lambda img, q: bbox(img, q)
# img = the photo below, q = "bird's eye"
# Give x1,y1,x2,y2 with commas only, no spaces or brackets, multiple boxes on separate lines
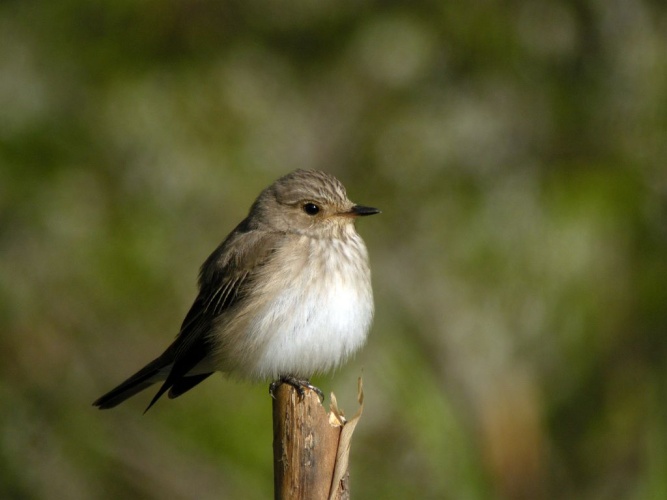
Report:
303,203,320,215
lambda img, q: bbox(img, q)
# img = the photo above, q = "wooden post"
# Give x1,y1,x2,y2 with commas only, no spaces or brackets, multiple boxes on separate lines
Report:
272,380,363,500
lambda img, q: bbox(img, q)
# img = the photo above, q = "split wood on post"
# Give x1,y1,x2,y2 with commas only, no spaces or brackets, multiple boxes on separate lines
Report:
272,381,363,500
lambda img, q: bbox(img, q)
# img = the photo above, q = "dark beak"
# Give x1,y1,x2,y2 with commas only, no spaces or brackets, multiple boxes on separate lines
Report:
349,205,381,217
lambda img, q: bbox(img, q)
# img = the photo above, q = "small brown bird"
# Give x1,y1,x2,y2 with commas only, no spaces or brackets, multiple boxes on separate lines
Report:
93,169,379,411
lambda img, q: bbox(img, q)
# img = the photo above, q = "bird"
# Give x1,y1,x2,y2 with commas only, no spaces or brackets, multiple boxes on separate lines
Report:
93,169,379,411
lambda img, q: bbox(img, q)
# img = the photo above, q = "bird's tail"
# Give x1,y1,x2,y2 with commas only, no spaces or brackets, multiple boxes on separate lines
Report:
93,357,169,410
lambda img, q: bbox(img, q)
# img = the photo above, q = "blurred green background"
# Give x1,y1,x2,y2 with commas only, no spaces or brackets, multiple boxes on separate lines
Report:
1,1,666,498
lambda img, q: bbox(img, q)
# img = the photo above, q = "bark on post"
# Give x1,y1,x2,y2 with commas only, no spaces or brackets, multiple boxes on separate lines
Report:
272,381,363,500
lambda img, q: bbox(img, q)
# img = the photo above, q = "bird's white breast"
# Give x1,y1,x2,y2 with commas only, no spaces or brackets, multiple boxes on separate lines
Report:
240,231,374,380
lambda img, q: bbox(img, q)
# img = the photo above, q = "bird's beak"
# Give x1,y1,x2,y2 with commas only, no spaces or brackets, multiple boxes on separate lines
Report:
342,205,381,217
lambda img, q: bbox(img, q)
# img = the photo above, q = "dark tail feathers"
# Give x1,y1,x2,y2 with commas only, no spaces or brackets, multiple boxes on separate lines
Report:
93,357,167,410
93,358,214,411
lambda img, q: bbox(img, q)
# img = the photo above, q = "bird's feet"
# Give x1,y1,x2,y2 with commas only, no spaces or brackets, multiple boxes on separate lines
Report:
269,376,324,402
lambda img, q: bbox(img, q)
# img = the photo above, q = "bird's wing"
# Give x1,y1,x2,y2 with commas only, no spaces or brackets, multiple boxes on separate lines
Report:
143,225,284,410
93,221,284,411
